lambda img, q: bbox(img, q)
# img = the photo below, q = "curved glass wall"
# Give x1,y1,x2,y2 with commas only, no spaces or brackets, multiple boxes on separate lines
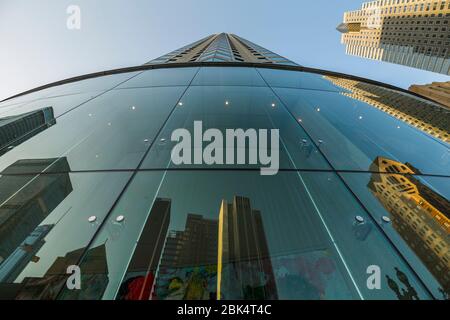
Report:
0,66,448,300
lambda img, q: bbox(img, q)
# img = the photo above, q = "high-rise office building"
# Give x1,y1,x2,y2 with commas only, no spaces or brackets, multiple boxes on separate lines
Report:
409,81,450,108
337,0,450,75
0,33,449,300
146,33,298,65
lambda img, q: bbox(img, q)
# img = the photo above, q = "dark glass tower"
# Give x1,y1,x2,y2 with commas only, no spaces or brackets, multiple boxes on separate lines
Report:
146,33,298,65
0,33,448,300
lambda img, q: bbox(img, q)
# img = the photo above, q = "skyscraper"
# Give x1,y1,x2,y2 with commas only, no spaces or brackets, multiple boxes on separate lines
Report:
146,33,298,65
337,0,450,75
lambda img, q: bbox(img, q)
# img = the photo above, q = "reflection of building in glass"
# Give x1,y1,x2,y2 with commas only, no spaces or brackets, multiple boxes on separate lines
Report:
155,213,218,300
117,198,171,300
217,196,277,300
337,1,450,75
21,244,108,300
368,156,450,294
0,244,108,300
0,107,56,155
0,158,72,275
0,224,53,283
386,267,420,300
1,32,448,301
152,196,277,300
324,76,450,143
409,81,450,109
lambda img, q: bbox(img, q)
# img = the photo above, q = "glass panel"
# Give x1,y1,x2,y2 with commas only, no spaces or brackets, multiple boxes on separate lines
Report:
257,68,349,92
320,75,450,144
0,87,187,173
191,67,266,87
0,170,131,300
116,68,199,89
41,72,142,98
66,171,431,300
0,72,141,109
274,87,450,176
140,86,330,171
0,90,51,109
0,92,98,119
341,170,450,299
0,66,446,301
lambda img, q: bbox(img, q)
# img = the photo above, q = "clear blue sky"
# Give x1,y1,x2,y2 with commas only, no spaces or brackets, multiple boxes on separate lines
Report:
1,0,449,101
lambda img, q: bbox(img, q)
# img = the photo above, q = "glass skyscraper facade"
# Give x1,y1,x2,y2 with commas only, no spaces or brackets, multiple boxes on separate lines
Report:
0,34,448,300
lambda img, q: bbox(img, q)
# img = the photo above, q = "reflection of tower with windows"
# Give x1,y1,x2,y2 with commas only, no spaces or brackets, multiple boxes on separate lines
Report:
0,157,72,278
153,195,277,300
0,107,56,155
117,198,171,300
164,214,218,269
156,213,218,300
217,196,277,300
15,243,109,300
0,224,54,283
324,76,450,143
368,156,450,294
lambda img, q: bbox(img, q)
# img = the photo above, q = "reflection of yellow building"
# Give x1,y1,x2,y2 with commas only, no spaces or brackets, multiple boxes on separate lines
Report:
409,81,450,109
325,76,450,143
217,196,277,300
338,0,450,75
368,156,450,294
